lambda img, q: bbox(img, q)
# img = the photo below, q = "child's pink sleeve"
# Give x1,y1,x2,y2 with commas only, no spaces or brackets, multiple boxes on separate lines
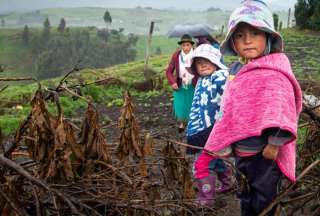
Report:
194,151,216,179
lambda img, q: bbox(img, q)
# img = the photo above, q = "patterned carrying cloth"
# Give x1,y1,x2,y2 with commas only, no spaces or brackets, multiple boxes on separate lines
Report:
187,70,228,137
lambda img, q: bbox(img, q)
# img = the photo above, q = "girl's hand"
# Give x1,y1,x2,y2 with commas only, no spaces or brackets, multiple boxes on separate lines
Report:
262,144,279,160
171,83,179,90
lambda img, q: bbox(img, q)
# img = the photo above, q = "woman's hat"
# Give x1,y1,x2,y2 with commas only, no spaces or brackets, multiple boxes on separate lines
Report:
189,44,227,75
220,0,283,56
178,34,195,45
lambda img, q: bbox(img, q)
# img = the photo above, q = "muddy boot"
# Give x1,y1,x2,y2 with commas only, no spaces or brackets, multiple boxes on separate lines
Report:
194,175,216,207
217,168,233,193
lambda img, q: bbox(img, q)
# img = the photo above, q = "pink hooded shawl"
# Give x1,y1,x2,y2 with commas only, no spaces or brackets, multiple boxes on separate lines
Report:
204,53,302,182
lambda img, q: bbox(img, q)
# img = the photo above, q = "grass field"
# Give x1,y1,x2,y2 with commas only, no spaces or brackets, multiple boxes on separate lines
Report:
135,35,178,60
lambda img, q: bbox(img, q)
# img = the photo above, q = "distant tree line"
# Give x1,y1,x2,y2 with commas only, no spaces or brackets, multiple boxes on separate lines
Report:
295,0,320,30
207,7,221,12
20,13,138,79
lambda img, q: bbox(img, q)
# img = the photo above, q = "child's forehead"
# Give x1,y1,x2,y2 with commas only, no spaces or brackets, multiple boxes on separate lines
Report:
181,42,193,46
234,23,261,32
195,57,211,62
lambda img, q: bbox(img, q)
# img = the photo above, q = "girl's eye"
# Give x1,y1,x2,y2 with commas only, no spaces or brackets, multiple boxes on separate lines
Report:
252,31,265,37
234,33,243,39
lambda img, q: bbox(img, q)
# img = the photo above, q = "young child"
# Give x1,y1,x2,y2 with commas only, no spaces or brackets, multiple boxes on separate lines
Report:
166,34,197,132
186,44,232,206
194,0,303,215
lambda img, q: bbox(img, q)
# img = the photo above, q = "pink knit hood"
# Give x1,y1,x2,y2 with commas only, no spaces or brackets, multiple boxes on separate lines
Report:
205,53,302,182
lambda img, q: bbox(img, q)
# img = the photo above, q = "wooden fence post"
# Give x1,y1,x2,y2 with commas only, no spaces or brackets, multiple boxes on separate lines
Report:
145,21,155,70
287,8,291,28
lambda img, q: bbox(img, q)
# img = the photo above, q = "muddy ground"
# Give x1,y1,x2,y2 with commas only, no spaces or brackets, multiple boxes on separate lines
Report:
96,92,241,216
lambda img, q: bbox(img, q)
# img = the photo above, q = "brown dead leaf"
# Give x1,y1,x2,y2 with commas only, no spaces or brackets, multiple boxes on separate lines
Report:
117,91,142,160
142,133,153,156
79,103,111,175
162,142,182,182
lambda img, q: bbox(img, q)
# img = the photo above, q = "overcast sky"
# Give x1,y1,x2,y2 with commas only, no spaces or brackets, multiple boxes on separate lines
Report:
0,0,297,13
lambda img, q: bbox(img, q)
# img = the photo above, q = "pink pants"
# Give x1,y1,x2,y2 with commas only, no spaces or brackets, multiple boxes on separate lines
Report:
194,151,217,179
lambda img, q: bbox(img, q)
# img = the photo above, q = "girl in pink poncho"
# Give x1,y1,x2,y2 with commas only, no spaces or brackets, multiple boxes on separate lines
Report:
193,1,303,215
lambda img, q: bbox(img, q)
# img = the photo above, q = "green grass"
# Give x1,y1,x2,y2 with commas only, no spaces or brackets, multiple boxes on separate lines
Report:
0,115,23,135
135,35,178,60
282,28,320,80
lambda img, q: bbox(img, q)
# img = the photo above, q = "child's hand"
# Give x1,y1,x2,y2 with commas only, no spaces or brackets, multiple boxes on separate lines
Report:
262,144,279,160
171,83,179,90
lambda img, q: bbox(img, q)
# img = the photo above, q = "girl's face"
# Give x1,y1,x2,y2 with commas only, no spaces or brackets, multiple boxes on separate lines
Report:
195,58,217,76
232,23,267,60
181,42,193,54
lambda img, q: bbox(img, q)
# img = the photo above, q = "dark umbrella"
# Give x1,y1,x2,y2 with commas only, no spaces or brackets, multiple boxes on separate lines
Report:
167,23,213,37
167,23,219,44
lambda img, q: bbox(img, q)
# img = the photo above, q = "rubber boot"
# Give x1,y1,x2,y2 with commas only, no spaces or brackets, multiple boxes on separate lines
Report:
194,175,216,207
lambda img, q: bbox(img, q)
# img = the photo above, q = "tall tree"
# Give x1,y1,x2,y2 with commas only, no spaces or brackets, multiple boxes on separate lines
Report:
295,0,320,30
22,25,30,45
309,0,320,30
42,18,51,39
58,18,66,33
103,10,112,27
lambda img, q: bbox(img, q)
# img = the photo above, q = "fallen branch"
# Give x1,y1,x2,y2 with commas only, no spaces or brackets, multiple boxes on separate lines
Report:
303,104,320,125
31,186,42,216
0,154,85,216
258,159,320,216
155,136,235,169
94,160,133,185
299,122,311,128
281,192,316,205
60,85,91,104
58,63,81,88
0,77,37,82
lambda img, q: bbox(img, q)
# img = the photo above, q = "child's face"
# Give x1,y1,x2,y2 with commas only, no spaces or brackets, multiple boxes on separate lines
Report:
181,42,193,54
195,58,217,76
232,23,267,60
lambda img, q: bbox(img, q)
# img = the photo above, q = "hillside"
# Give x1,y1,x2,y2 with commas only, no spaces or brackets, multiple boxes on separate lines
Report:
2,7,290,35
1,28,320,136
